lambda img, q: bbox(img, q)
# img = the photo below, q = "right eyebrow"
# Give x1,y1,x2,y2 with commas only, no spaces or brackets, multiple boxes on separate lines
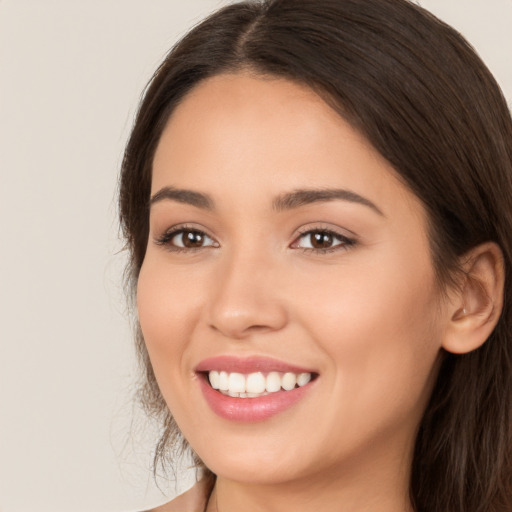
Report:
150,186,214,210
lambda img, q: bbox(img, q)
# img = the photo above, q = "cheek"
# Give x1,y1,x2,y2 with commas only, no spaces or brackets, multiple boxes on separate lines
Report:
136,257,203,390
293,252,443,423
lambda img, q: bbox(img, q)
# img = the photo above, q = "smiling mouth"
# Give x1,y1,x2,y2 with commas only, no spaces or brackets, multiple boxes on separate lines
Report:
202,370,318,398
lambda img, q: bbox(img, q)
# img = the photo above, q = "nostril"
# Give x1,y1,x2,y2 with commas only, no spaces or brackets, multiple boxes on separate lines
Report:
208,314,287,339
207,278,289,338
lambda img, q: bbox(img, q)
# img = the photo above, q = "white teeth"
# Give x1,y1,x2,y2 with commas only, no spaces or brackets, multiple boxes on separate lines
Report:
297,372,311,386
209,370,220,389
218,371,229,391
246,372,266,394
282,372,297,391
266,372,281,392
207,370,314,397
228,372,246,393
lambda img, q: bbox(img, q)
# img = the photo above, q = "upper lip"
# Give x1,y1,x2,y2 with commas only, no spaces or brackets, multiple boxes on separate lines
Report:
195,355,316,374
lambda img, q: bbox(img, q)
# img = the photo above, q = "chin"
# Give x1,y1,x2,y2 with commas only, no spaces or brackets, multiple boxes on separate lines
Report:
193,441,311,485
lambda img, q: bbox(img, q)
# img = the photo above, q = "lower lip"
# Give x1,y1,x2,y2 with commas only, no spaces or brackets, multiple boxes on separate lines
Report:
198,375,315,422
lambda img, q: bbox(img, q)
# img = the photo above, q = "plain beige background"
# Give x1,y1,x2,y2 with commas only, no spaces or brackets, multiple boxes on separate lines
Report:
0,1,510,511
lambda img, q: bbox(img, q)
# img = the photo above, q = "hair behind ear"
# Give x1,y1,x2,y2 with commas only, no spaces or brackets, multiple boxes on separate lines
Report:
412,241,511,511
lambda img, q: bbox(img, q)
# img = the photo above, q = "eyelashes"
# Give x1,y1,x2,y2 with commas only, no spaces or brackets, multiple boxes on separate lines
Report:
154,225,219,252
291,228,356,253
156,227,218,250
154,224,356,255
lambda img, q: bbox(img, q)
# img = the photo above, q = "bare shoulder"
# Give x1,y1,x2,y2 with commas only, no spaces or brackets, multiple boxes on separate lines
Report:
143,478,213,512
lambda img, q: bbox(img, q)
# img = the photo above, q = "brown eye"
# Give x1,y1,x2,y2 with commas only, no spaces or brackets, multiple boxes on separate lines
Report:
311,232,334,249
159,228,217,250
180,230,206,248
293,229,353,252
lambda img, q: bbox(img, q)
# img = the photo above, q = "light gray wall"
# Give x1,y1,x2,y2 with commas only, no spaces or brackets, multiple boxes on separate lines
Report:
0,1,510,511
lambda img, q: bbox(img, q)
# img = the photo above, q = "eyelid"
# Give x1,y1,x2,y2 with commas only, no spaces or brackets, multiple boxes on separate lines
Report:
152,222,356,254
290,224,357,252
153,223,219,250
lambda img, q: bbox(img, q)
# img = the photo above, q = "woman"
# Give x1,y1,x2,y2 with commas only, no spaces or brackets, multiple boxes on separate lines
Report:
119,0,512,510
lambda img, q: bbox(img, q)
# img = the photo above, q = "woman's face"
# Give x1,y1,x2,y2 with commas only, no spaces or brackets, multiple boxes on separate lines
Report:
138,73,449,486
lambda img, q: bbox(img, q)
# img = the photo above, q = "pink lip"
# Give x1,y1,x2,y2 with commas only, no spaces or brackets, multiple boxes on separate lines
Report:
195,356,318,422
195,355,315,374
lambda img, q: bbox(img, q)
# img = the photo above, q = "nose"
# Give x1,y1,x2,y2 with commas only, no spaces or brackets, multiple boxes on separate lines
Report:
207,249,288,340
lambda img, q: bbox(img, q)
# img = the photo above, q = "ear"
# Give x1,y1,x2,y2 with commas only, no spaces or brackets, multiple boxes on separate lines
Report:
442,242,505,355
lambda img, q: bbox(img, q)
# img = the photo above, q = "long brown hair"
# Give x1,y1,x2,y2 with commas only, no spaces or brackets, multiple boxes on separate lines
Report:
119,1,512,510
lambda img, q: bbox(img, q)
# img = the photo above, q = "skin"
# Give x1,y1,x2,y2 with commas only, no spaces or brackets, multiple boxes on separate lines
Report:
138,73,461,512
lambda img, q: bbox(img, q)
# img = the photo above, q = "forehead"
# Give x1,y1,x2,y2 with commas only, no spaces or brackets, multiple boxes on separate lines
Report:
151,72,423,221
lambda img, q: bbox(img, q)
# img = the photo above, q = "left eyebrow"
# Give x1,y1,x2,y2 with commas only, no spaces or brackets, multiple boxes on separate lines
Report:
272,188,384,216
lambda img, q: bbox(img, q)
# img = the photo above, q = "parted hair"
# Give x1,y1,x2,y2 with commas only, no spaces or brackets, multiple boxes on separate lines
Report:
119,1,512,510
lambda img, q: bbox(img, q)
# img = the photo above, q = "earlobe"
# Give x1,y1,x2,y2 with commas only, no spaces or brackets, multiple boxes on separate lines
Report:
442,242,505,355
